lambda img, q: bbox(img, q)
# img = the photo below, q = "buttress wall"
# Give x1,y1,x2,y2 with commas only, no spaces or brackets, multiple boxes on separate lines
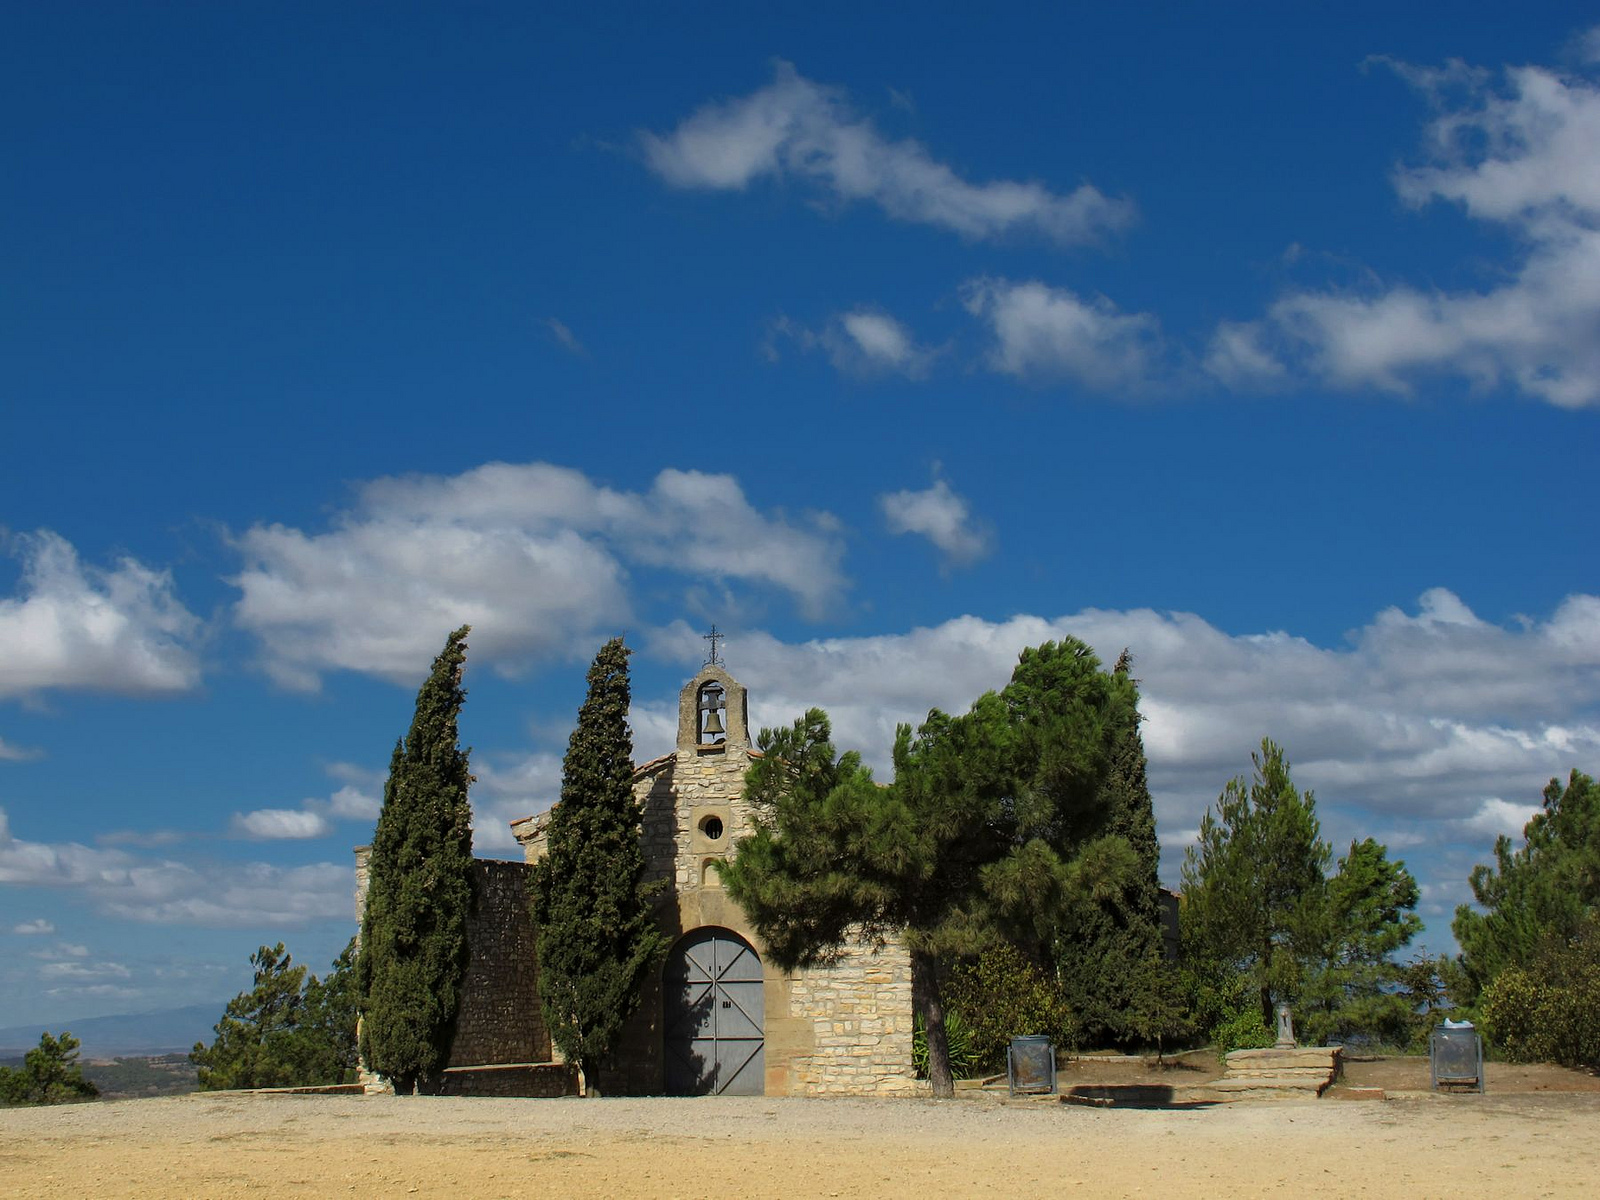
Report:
353,851,548,1072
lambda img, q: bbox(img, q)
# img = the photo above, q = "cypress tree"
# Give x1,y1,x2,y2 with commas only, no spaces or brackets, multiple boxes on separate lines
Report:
531,637,664,1096
357,625,475,1095
1053,650,1165,1046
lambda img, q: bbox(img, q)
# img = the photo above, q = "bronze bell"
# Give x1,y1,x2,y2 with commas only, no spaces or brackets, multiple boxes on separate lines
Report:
702,707,725,736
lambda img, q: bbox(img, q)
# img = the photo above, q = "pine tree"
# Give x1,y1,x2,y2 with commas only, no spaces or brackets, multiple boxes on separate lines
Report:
1454,769,1600,1002
191,943,309,1089
722,639,1138,1097
0,1032,99,1106
357,626,475,1095
1053,650,1165,1046
530,637,664,1096
191,939,359,1089
1300,837,1423,1044
1182,740,1423,1044
1181,739,1330,1028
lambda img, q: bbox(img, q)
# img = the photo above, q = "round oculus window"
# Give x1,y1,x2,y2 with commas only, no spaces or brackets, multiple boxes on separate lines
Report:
700,815,725,841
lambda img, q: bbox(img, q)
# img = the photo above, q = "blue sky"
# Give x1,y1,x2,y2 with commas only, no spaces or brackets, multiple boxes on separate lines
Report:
3,3,1598,1027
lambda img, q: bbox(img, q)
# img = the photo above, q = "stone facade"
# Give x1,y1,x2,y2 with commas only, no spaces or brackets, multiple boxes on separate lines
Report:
445,860,548,1068
352,854,550,1075
785,940,917,1094
511,663,918,1097
358,662,917,1097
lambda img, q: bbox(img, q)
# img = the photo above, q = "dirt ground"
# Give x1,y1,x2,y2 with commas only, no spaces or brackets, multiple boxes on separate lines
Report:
4,1059,1600,1200
1057,1049,1600,1095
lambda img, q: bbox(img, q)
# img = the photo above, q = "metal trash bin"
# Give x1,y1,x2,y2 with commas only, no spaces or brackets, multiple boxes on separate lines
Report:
1430,1021,1484,1093
1007,1035,1056,1096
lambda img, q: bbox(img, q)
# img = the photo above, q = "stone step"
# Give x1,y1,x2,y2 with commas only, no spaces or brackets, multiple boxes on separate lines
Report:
1207,1076,1327,1091
1225,1066,1338,1080
1185,1081,1327,1103
1225,1048,1340,1069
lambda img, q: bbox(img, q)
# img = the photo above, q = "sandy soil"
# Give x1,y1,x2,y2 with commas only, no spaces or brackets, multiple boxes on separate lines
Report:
4,1080,1600,1199
1055,1050,1600,1095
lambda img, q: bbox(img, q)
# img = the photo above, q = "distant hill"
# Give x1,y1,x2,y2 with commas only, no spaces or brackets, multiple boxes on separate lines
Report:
0,1003,224,1058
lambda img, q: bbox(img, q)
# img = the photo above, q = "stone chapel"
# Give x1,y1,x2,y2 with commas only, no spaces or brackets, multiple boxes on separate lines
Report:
355,661,918,1098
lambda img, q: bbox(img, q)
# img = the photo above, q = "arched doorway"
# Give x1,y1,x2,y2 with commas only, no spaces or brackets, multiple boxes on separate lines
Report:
663,927,764,1095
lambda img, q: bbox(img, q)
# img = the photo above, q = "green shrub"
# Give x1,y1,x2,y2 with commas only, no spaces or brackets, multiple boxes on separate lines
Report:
912,1009,976,1081
1210,1005,1275,1060
1481,916,1600,1070
944,943,1077,1071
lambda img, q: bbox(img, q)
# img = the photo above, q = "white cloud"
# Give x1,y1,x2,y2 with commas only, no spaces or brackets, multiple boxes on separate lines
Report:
11,918,54,935
230,808,333,840
544,317,586,356
39,959,129,980
840,312,927,377
766,309,937,379
0,807,352,926
0,531,200,700
656,588,1599,900
1455,797,1542,841
1581,26,1600,66
471,750,564,852
44,982,140,1002
0,736,43,763
29,941,88,959
229,461,847,690
323,762,384,820
226,762,385,843
642,62,1133,246
1201,320,1288,389
879,479,992,566
835,311,933,377
1221,51,1600,407
103,860,352,926
327,785,379,820
964,278,1169,390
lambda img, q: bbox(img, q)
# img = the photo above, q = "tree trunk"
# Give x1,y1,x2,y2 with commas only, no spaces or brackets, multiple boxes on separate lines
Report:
911,947,954,1099
1260,939,1274,1029
580,1060,600,1098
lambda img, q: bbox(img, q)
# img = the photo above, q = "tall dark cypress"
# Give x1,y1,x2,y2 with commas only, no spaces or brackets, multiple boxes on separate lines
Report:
357,626,475,1095
1053,649,1165,1046
531,638,664,1096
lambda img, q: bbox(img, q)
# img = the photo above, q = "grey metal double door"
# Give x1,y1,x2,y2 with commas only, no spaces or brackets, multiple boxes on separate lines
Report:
663,927,765,1095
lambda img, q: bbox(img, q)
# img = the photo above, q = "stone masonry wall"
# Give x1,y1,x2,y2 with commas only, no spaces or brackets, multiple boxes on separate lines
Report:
353,850,548,1074
639,748,754,891
785,937,920,1096
448,859,548,1067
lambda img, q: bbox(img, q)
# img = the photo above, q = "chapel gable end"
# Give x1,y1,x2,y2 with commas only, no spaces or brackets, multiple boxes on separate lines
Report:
676,663,750,755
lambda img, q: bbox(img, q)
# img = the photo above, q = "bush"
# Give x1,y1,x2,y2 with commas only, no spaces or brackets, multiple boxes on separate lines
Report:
943,943,1076,1071
1210,1005,1275,1060
912,1010,976,1081
1480,916,1600,1070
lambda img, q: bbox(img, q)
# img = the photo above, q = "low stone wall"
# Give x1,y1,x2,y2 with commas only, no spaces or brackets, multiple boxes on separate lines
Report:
438,1063,579,1098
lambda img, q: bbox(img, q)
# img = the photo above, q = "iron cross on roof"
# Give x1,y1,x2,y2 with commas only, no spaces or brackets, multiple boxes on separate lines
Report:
703,625,724,666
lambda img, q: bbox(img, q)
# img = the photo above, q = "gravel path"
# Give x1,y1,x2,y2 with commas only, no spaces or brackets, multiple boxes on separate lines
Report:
4,1089,1598,1197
